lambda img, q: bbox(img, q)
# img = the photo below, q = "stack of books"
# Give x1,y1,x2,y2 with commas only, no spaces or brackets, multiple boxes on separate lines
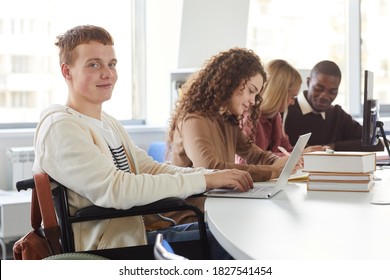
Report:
302,151,376,192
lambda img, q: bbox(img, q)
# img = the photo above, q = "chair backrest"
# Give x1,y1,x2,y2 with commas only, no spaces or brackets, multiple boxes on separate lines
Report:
51,185,75,252
147,141,167,163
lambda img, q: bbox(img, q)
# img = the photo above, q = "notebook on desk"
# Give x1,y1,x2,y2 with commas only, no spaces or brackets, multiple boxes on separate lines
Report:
204,132,311,199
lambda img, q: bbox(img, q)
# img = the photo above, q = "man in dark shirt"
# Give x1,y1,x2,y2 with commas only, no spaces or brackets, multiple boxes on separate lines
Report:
284,60,383,151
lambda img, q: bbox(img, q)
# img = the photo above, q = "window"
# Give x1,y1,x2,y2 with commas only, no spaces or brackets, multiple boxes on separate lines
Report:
247,0,390,118
361,0,390,113
247,0,348,109
0,0,138,126
6,1,389,128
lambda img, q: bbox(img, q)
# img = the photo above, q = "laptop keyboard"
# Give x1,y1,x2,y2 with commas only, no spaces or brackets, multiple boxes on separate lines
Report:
205,184,276,198
228,185,274,197
247,185,274,196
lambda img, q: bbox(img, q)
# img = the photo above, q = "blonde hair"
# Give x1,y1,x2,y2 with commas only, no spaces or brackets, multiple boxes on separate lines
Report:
260,59,302,118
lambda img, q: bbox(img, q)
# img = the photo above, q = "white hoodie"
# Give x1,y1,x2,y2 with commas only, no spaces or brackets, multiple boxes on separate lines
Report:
33,104,207,250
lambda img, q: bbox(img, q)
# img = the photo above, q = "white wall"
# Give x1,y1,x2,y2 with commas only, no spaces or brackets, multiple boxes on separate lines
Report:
146,0,250,127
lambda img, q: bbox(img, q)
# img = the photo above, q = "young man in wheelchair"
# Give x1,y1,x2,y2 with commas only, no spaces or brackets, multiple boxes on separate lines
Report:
33,25,253,259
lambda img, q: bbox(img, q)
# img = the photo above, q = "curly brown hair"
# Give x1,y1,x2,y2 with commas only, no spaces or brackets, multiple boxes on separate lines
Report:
167,48,266,149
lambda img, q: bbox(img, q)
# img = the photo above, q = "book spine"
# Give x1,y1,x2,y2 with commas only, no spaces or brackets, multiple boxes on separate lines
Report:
303,154,376,173
308,179,371,183
307,180,374,192
307,187,371,192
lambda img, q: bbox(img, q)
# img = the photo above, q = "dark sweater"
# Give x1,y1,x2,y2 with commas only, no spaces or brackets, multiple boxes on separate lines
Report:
284,98,384,152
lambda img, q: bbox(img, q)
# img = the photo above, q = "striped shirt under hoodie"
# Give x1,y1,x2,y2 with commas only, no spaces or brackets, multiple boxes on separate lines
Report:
80,114,131,173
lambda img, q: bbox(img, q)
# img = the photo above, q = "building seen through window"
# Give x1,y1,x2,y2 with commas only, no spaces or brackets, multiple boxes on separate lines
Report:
247,0,390,116
361,0,390,106
0,0,134,126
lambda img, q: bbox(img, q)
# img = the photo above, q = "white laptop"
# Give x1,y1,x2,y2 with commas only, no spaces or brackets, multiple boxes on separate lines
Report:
204,132,311,199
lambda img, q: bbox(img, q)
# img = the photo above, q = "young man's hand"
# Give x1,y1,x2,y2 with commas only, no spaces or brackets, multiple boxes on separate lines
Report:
204,169,253,192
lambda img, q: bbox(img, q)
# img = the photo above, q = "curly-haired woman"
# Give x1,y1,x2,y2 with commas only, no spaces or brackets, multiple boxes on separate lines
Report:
168,48,289,183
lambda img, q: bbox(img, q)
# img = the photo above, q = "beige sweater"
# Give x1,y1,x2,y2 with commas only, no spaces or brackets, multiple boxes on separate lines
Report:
33,105,208,251
171,113,279,182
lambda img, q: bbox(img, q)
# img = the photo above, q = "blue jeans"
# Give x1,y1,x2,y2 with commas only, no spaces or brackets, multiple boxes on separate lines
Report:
146,222,233,260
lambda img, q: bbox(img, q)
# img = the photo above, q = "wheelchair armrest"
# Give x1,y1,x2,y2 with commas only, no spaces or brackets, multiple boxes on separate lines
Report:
72,197,190,222
187,192,205,198
16,176,56,192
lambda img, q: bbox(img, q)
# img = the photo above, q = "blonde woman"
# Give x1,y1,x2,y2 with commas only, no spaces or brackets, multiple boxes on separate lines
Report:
244,59,325,157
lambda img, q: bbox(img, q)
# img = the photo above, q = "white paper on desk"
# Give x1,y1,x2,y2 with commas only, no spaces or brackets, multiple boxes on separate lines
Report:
288,169,309,181
268,169,309,182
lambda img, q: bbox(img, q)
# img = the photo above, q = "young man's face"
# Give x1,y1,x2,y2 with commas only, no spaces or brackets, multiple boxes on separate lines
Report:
63,41,118,107
306,73,340,112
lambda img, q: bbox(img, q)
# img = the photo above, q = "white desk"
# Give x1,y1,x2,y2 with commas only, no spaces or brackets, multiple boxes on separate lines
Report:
205,168,390,260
